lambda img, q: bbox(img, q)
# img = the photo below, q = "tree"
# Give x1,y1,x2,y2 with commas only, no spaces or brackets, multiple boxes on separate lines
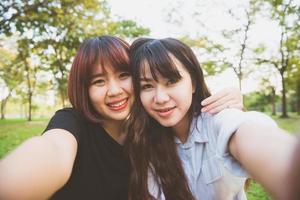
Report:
0,0,149,118
260,78,279,115
256,0,299,118
16,39,38,121
180,36,228,76
287,55,300,115
220,0,260,91
165,0,260,90
244,91,275,112
0,47,22,119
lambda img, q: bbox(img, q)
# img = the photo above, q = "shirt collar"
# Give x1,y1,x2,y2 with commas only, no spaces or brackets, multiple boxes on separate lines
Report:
174,116,209,144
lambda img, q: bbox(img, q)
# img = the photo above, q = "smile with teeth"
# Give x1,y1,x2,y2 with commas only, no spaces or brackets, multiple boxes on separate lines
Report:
107,98,128,111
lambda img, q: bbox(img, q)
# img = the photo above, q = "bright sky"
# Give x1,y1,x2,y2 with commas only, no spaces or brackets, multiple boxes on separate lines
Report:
108,0,282,94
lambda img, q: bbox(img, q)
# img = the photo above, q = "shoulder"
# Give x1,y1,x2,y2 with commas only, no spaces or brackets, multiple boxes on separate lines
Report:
48,108,86,127
44,108,90,142
53,108,84,120
213,109,245,126
193,109,244,132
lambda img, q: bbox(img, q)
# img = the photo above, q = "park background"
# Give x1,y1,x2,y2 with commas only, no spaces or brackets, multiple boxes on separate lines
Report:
0,0,299,199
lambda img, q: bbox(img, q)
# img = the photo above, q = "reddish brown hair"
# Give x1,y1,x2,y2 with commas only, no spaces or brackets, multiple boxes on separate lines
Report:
68,36,130,123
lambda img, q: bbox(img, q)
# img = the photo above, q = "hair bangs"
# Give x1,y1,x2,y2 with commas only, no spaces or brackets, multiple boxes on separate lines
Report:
85,37,130,80
140,40,182,82
98,37,130,72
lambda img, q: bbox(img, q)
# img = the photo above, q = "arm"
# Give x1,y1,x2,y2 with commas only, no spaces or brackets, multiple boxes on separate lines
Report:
229,121,296,199
0,129,77,200
201,88,244,114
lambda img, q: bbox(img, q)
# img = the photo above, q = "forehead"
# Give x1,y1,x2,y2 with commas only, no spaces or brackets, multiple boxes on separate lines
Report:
139,56,186,78
90,64,119,76
88,47,129,76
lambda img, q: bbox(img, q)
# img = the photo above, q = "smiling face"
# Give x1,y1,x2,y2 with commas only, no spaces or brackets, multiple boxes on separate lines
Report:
139,57,195,131
88,65,134,124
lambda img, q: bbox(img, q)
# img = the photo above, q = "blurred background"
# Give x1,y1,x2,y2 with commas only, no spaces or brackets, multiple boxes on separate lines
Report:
0,0,299,199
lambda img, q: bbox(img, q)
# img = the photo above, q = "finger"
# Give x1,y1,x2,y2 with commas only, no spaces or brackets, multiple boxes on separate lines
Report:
208,100,236,114
201,90,227,106
208,102,244,114
201,94,232,112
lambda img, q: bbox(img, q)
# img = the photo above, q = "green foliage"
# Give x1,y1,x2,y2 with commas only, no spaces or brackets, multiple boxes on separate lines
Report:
0,48,22,91
244,91,278,112
107,20,150,38
179,36,228,76
0,0,150,116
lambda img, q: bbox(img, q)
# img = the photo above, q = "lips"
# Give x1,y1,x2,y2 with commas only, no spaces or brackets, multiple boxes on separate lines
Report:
107,98,129,111
154,106,176,117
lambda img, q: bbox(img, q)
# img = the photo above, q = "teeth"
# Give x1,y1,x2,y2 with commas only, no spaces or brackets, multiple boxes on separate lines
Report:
109,99,127,107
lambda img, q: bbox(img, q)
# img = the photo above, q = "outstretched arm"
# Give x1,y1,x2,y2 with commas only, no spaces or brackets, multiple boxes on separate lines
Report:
0,129,77,200
229,120,296,199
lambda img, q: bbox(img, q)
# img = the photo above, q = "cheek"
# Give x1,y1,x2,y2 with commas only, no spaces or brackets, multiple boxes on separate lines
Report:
140,92,152,111
123,78,133,93
89,86,104,104
88,87,95,102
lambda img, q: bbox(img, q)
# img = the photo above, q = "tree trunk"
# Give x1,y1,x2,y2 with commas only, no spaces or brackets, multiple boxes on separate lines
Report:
271,87,276,115
28,91,32,121
1,100,5,119
297,78,300,115
280,72,288,118
237,73,242,91
1,91,12,119
25,62,33,121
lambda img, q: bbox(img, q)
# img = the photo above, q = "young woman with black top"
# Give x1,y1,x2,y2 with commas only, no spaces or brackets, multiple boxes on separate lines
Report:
0,36,244,200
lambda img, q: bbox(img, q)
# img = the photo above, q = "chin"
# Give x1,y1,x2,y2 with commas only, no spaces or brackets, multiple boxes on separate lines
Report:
109,113,130,121
156,119,178,128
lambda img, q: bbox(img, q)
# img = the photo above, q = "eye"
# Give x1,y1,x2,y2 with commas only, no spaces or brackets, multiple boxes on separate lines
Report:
166,79,178,85
141,83,153,90
91,79,105,86
119,72,131,79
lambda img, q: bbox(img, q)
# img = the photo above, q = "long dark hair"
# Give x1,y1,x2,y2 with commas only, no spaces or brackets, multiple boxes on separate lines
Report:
126,38,210,200
68,35,130,123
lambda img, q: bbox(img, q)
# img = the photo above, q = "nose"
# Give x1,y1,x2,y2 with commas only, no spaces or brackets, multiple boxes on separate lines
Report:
107,79,123,96
154,87,170,104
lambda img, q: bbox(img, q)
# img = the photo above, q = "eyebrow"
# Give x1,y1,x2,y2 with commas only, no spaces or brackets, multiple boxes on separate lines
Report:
139,77,153,82
90,73,106,79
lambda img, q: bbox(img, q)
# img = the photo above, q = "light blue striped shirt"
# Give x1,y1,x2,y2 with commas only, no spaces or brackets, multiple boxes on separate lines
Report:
148,109,277,200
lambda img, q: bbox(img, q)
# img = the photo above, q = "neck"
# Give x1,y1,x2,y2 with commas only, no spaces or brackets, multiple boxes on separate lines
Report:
172,114,190,143
102,120,127,145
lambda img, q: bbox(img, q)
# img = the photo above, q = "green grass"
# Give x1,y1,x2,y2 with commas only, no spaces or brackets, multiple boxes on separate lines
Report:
0,118,48,158
0,114,299,199
247,181,272,200
272,113,300,133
